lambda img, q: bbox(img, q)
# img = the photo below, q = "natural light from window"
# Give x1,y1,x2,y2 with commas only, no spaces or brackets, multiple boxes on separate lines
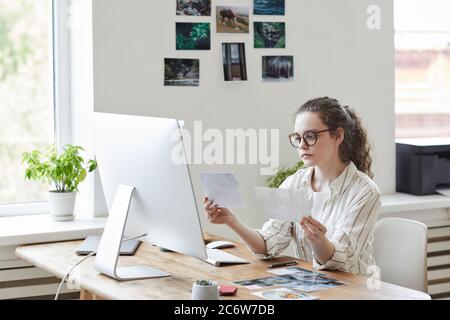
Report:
395,0,450,138
0,0,53,204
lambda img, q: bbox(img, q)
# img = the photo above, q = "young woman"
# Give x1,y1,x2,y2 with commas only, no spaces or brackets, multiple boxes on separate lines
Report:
203,97,381,276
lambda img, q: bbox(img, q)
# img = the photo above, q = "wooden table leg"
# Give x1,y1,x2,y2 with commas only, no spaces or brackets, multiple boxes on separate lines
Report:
80,289,103,300
80,289,93,300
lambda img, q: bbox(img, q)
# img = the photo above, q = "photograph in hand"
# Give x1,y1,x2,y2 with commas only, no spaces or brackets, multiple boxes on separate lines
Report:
200,172,246,208
253,186,310,221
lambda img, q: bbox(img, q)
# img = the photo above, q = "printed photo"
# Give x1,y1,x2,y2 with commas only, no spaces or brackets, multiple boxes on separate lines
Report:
222,43,247,81
252,288,319,300
285,280,346,293
262,56,294,82
268,266,327,276
234,272,348,293
254,22,285,48
288,273,336,284
254,0,285,16
176,0,211,16
216,6,249,33
176,23,210,50
234,275,292,289
164,58,199,87
234,278,267,290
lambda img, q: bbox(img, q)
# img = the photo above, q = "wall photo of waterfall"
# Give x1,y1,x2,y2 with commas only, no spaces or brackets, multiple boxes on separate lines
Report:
222,43,247,81
254,0,285,16
254,22,285,48
176,0,211,16
262,56,294,82
164,58,200,86
216,6,249,33
176,23,210,50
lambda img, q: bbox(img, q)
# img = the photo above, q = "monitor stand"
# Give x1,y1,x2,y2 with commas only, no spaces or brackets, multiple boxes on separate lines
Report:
94,185,171,280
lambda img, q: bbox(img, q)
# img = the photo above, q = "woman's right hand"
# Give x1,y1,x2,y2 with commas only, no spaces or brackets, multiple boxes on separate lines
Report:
203,197,235,225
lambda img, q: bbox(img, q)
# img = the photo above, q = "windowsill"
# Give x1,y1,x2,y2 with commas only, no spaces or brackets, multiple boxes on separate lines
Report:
1,194,449,247
0,214,106,247
380,192,450,215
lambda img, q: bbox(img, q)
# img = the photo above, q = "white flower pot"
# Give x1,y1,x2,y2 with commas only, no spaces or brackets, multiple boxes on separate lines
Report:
48,191,77,221
191,281,219,300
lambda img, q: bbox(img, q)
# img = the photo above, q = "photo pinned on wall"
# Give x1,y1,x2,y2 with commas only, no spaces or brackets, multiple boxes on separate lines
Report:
176,0,211,16
254,0,285,16
216,6,249,33
176,23,210,50
254,22,286,48
222,43,247,81
164,58,199,87
262,56,294,82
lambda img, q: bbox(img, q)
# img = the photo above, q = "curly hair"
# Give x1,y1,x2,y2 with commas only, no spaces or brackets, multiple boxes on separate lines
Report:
295,97,374,178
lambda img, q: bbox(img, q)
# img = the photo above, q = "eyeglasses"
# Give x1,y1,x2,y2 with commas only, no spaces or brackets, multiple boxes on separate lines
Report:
288,129,333,148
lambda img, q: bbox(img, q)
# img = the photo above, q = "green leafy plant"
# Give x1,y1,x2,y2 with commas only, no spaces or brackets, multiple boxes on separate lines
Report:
21,145,97,193
190,23,209,41
266,161,304,188
195,280,214,286
176,23,210,50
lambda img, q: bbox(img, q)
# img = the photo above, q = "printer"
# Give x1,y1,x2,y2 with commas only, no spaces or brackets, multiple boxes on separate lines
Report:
396,138,450,195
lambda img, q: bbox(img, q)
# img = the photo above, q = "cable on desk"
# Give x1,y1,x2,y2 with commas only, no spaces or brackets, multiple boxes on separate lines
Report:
54,233,147,300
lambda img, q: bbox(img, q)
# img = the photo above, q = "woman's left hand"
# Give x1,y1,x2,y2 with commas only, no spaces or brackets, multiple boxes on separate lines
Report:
300,216,328,245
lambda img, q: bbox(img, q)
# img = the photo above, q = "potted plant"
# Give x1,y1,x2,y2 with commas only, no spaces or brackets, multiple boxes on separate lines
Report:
21,145,97,221
191,279,219,300
266,161,304,188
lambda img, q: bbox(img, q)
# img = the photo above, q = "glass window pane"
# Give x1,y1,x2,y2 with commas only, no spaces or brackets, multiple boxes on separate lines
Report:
395,0,450,138
0,0,53,204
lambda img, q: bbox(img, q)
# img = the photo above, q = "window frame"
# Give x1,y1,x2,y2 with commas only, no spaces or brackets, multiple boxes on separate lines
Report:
0,0,72,217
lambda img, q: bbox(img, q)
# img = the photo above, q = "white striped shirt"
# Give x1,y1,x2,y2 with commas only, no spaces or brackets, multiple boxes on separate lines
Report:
255,161,381,276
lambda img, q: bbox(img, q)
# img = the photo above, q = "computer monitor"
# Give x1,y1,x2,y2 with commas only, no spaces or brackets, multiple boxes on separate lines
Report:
93,112,207,280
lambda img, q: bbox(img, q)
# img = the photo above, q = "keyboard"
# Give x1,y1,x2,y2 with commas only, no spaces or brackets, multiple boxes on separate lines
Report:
205,248,249,267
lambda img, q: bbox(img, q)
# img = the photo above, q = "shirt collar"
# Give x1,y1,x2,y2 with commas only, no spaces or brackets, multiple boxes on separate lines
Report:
299,161,357,196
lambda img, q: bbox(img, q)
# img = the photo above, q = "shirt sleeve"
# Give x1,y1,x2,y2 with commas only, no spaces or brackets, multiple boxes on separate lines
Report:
254,219,293,259
312,189,381,272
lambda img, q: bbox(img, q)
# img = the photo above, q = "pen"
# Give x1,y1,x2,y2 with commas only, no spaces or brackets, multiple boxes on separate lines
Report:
268,260,298,268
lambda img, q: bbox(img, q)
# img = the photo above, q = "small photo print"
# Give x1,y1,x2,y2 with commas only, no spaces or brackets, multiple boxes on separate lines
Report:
234,275,293,290
176,23,210,50
254,0,285,16
285,280,346,293
222,43,247,81
268,266,327,276
176,0,211,16
252,288,319,300
254,22,285,48
216,6,249,33
262,56,294,82
164,58,199,87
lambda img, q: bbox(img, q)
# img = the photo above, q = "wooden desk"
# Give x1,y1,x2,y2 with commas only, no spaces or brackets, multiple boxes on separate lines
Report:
15,237,430,300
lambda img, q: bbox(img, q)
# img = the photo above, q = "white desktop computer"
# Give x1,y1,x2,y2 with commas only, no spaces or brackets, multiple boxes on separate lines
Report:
93,112,248,281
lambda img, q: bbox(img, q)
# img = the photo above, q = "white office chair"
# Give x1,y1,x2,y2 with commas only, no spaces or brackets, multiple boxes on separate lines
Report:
373,217,428,293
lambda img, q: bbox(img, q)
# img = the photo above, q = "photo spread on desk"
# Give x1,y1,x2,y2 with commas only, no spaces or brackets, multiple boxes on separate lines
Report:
234,267,348,300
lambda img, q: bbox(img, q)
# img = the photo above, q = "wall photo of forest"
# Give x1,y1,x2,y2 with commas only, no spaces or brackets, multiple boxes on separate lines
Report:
262,56,294,82
164,58,200,86
176,0,211,16
176,23,211,50
254,22,286,48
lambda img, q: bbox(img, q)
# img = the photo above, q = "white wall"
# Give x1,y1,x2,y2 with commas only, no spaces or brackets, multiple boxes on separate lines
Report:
91,0,394,238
